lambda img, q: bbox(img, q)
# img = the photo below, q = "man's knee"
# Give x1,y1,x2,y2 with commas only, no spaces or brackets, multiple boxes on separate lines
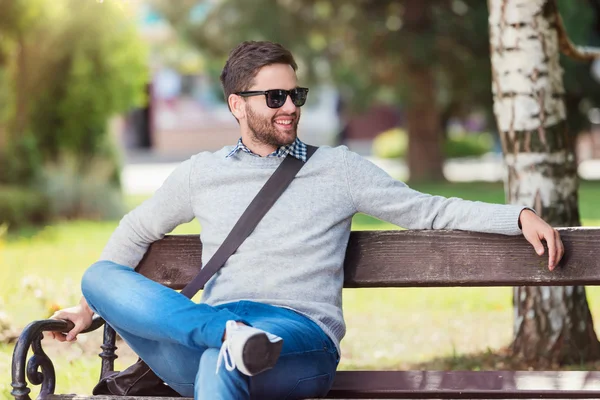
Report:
80,260,124,303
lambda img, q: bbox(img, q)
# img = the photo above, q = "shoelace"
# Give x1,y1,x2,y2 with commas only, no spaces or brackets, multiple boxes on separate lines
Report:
216,320,240,374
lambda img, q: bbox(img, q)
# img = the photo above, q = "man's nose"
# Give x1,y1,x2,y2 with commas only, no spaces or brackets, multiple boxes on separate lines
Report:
280,93,297,113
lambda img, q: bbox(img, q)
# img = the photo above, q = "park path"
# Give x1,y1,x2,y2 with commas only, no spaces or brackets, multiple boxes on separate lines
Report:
122,151,600,195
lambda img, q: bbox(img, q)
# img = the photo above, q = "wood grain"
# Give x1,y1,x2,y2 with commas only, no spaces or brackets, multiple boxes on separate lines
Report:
136,227,600,289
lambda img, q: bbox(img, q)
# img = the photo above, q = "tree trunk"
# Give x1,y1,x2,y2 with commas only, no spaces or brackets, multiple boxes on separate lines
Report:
14,34,28,136
405,66,445,182
404,0,445,182
489,0,600,365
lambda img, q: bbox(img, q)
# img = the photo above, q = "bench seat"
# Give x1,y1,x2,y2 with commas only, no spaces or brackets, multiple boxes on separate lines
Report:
44,371,600,399
328,370,600,398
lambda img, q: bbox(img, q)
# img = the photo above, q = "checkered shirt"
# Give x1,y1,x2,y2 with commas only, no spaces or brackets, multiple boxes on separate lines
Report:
226,137,307,162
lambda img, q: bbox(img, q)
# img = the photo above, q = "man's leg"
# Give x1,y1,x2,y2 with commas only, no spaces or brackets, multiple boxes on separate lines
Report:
112,331,203,396
81,260,244,350
80,260,249,396
195,301,339,400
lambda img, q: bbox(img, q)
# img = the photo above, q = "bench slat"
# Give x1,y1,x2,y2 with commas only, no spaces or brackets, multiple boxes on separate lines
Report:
47,371,600,399
136,228,600,289
328,370,600,399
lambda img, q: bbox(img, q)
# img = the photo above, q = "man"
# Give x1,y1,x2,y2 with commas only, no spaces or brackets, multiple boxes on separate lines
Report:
51,41,564,399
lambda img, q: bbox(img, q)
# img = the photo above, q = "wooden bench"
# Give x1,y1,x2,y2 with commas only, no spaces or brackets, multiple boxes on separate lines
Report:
11,227,600,399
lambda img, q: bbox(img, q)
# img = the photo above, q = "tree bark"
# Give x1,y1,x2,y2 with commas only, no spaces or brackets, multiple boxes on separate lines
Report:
489,0,600,365
404,0,445,182
405,66,445,182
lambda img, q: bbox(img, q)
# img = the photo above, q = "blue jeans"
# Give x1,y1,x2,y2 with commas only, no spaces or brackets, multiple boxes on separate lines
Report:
81,261,339,399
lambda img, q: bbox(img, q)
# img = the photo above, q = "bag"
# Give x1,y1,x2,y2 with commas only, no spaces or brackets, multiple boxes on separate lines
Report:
92,146,317,395
93,358,181,397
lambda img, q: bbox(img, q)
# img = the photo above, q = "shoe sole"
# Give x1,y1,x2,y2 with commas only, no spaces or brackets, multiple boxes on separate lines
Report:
242,333,283,376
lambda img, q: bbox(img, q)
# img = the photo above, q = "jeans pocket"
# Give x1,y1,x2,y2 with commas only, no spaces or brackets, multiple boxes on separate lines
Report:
285,373,331,400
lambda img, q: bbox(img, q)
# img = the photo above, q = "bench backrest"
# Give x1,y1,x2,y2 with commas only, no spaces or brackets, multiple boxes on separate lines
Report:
136,227,600,289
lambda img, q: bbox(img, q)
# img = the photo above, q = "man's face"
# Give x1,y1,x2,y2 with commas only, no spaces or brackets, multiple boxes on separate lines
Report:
242,64,301,148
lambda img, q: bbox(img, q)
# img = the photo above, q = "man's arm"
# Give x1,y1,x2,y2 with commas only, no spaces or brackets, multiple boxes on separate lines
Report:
99,158,196,267
50,158,196,342
342,148,563,270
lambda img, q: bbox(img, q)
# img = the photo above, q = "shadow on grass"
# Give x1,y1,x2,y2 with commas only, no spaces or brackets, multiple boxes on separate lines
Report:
408,346,600,371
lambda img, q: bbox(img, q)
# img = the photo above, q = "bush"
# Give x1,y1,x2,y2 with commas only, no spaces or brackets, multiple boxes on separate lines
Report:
0,186,49,230
444,133,495,158
40,154,125,221
30,0,148,166
0,133,43,184
372,128,494,159
372,128,408,159
0,0,147,188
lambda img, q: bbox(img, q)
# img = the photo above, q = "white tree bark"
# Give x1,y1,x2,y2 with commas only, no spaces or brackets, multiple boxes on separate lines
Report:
490,0,565,133
488,0,599,364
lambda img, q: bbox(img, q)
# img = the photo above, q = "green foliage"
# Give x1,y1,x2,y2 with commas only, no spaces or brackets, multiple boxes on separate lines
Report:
0,66,11,124
444,133,494,159
0,142,125,229
0,0,147,190
0,0,146,227
40,153,125,221
153,0,493,114
29,0,148,164
0,0,44,31
0,133,42,184
154,0,600,134
372,128,494,159
0,185,49,230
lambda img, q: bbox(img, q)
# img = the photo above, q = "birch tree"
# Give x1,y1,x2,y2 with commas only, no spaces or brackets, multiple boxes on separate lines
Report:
489,0,600,364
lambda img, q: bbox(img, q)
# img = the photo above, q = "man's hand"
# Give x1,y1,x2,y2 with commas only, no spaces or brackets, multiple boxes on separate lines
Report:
519,209,564,271
48,297,94,342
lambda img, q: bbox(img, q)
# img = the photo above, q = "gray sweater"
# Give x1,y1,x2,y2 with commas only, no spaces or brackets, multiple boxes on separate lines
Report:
100,145,526,353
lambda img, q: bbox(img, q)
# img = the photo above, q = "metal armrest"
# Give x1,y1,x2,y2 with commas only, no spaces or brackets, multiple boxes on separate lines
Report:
10,315,105,400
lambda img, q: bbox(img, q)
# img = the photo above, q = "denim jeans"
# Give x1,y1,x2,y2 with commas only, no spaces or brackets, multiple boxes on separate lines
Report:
81,261,340,399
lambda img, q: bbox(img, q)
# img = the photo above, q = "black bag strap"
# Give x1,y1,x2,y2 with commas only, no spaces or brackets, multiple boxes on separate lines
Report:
180,145,318,298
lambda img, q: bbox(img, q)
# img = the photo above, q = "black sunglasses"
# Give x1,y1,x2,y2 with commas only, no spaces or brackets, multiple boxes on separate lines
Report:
236,87,309,109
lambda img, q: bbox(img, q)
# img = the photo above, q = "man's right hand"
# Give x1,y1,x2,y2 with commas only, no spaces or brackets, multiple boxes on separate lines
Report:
49,297,94,342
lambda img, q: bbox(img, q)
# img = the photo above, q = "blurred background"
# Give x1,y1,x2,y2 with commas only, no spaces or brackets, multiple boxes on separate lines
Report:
2,0,600,397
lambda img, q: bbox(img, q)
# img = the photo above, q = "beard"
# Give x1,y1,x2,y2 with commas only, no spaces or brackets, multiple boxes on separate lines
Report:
245,104,300,148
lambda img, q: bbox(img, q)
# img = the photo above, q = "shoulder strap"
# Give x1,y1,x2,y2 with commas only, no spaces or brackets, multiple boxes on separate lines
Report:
180,145,318,298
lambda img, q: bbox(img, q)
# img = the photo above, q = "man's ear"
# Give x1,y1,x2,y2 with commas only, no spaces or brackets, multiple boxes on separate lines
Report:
229,94,245,120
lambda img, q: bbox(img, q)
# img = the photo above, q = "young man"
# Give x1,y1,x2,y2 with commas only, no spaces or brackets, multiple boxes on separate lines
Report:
51,41,564,399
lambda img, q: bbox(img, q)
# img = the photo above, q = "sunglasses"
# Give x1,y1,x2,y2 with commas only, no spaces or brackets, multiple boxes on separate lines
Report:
236,87,309,109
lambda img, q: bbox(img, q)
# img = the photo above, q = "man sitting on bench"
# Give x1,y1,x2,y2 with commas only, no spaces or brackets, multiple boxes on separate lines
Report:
49,41,564,400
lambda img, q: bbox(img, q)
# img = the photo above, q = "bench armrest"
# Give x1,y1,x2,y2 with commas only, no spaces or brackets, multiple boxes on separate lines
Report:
10,315,105,400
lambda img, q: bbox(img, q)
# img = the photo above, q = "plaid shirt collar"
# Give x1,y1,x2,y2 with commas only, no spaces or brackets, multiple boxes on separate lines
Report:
226,137,307,162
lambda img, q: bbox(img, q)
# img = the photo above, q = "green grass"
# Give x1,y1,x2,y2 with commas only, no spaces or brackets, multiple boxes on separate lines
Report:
1,180,600,397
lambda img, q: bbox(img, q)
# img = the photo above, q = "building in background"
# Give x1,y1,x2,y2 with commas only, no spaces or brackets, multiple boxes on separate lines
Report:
117,2,343,158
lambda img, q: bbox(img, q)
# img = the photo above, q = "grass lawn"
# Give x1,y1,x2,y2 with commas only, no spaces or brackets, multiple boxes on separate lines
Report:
1,180,600,398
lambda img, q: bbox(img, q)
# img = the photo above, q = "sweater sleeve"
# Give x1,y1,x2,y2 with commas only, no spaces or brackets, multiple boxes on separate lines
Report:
342,148,526,235
99,158,195,267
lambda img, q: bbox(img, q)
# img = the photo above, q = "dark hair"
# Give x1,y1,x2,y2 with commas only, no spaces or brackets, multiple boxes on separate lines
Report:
220,41,298,105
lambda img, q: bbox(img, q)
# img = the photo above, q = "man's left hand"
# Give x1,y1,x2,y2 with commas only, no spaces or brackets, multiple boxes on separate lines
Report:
519,209,564,271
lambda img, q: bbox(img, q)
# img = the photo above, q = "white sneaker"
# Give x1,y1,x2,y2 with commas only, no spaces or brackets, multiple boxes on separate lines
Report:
216,320,283,376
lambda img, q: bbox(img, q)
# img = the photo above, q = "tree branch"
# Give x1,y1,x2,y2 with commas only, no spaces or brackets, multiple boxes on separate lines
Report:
554,0,600,61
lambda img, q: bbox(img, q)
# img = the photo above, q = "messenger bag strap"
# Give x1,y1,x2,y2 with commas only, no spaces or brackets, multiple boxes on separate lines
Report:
180,145,318,298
